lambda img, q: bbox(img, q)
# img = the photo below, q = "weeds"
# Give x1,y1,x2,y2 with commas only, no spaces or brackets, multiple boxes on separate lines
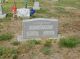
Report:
11,49,18,59
59,37,80,48
0,33,13,41
41,47,51,55
41,39,52,55
0,46,18,59
27,40,41,49
0,47,6,56
11,40,20,46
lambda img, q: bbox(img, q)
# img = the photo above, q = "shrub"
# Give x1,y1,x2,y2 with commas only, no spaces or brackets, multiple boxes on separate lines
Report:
59,37,80,48
0,33,13,41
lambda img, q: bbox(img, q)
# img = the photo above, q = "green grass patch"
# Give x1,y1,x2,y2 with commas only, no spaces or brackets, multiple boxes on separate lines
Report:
11,49,18,59
0,46,18,59
27,40,41,49
59,37,80,48
0,33,13,41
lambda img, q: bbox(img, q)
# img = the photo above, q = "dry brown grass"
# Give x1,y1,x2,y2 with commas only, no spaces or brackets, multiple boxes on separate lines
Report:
0,0,80,59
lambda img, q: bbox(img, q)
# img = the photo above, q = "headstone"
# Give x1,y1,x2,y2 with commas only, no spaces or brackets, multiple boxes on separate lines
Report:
17,8,30,18
33,1,40,10
17,18,58,41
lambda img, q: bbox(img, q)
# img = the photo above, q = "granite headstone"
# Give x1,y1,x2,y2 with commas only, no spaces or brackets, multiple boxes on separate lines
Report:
17,18,58,41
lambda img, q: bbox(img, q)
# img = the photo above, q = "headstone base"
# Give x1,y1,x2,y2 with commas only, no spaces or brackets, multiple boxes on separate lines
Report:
17,34,61,41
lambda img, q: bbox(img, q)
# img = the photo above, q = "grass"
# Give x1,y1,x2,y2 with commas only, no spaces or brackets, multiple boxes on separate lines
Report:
55,0,80,9
2,0,80,19
41,39,52,55
0,0,80,58
17,40,41,54
0,33,13,41
0,46,6,56
27,40,41,49
41,46,51,55
11,49,18,59
0,46,18,59
11,40,20,46
59,37,80,48
43,39,52,47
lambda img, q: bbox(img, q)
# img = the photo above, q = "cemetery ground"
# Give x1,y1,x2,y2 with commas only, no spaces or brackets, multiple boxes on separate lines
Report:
0,0,80,59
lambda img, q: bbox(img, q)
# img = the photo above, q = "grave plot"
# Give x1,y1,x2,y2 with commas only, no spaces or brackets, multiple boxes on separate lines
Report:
0,0,80,59
17,18,58,41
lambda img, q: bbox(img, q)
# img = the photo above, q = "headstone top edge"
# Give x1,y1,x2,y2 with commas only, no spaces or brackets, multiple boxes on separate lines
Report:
23,18,58,22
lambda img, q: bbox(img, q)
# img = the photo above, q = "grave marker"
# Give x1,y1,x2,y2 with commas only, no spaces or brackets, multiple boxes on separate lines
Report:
17,18,58,41
33,1,40,10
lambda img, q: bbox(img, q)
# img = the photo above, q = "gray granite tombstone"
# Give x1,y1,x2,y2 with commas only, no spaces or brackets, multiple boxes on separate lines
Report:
17,18,58,41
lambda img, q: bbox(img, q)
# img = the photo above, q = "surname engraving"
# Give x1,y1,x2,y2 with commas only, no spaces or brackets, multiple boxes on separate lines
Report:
29,25,53,30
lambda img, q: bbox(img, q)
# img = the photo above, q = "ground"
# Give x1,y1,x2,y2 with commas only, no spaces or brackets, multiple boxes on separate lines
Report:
0,0,80,59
